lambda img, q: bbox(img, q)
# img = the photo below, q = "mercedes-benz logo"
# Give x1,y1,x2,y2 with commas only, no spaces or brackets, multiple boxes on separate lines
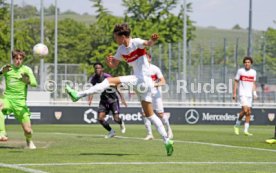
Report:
185,109,200,124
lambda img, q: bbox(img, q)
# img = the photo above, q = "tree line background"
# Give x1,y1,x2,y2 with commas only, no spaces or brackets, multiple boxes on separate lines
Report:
0,0,275,76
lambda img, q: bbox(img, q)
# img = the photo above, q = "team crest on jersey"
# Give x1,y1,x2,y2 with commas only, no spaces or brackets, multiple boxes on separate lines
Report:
54,111,62,120
268,113,275,122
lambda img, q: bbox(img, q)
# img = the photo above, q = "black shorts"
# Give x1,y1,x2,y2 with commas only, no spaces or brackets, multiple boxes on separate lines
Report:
98,100,120,115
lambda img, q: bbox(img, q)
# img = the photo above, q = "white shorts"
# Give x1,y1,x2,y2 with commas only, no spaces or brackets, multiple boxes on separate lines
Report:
119,75,154,102
152,88,164,113
140,87,164,114
239,96,252,107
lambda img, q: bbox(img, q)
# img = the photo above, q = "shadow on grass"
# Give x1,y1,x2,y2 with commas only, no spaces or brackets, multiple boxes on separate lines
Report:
80,152,139,156
0,146,23,150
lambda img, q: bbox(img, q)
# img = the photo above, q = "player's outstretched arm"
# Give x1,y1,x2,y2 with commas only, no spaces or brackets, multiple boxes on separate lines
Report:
25,68,38,87
106,55,120,69
144,33,159,47
0,64,11,75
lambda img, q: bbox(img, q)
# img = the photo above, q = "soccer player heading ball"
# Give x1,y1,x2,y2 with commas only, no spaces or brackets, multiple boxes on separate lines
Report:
66,23,174,156
0,50,37,149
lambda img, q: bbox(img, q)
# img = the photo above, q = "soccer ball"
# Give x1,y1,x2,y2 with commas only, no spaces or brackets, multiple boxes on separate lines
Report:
33,43,49,56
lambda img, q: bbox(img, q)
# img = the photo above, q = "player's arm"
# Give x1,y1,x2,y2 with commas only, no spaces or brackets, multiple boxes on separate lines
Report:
143,33,159,47
21,68,37,87
106,54,120,69
88,95,93,106
0,64,11,75
116,87,127,107
253,81,258,99
232,80,239,101
233,70,240,101
155,76,166,87
154,67,166,87
26,68,37,87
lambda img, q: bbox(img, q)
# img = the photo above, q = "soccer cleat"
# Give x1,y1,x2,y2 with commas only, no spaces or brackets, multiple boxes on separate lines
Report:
144,134,154,140
0,135,8,142
65,85,80,102
168,128,174,139
266,139,276,144
165,140,174,156
234,126,239,135
26,140,36,149
105,129,115,139
244,132,253,136
120,121,126,134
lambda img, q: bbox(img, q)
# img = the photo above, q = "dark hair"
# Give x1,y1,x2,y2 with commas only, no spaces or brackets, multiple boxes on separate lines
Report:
243,56,253,64
113,23,131,37
12,50,25,59
93,62,104,68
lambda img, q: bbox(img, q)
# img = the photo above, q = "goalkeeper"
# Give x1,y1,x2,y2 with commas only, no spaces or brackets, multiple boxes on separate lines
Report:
0,50,37,149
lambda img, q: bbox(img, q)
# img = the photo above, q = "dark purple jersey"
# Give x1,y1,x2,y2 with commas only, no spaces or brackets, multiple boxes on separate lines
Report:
89,73,118,103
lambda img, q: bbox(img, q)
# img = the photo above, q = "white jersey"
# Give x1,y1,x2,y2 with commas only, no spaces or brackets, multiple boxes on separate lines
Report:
114,38,150,78
149,64,163,93
235,68,256,97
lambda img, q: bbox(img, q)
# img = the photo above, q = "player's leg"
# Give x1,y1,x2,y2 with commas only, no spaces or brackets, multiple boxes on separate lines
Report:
142,110,154,140
234,96,246,135
111,100,125,134
243,97,253,136
153,92,173,139
244,106,252,136
0,99,11,142
137,76,173,156
234,110,245,135
97,102,115,138
13,100,36,148
65,76,122,102
0,111,8,141
142,100,173,156
21,121,36,149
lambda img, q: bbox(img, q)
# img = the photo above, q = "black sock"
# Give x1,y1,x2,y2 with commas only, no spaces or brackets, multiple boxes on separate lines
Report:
99,120,112,131
114,118,122,125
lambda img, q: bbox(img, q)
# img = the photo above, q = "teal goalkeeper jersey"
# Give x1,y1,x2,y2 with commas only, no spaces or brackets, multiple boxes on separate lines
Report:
2,65,37,100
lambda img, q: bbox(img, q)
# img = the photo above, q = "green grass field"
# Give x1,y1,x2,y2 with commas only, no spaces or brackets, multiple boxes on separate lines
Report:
0,124,275,173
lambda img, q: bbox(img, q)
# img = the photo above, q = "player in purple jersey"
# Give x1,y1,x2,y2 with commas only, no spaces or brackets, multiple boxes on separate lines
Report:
88,62,127,138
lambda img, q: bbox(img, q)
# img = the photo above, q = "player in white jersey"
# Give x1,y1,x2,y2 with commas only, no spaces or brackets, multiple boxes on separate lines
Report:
65,23,174,156
233,56,257,136
143,53,173,140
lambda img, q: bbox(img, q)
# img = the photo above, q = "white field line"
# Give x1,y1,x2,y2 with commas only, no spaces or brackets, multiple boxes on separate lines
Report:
45,132,276,153
0,163,47,173
15,162,276,166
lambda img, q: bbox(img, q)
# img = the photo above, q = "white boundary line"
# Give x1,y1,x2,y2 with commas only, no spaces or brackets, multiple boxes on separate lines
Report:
16,162,276,166
47,132,276,153
0,163,47,173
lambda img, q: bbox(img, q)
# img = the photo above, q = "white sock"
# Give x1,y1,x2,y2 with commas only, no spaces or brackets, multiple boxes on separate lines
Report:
161,115,171,131
144,117,152,136
235,120,241,126
78,79,110,97
244,122,250,133
148,114,168,143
